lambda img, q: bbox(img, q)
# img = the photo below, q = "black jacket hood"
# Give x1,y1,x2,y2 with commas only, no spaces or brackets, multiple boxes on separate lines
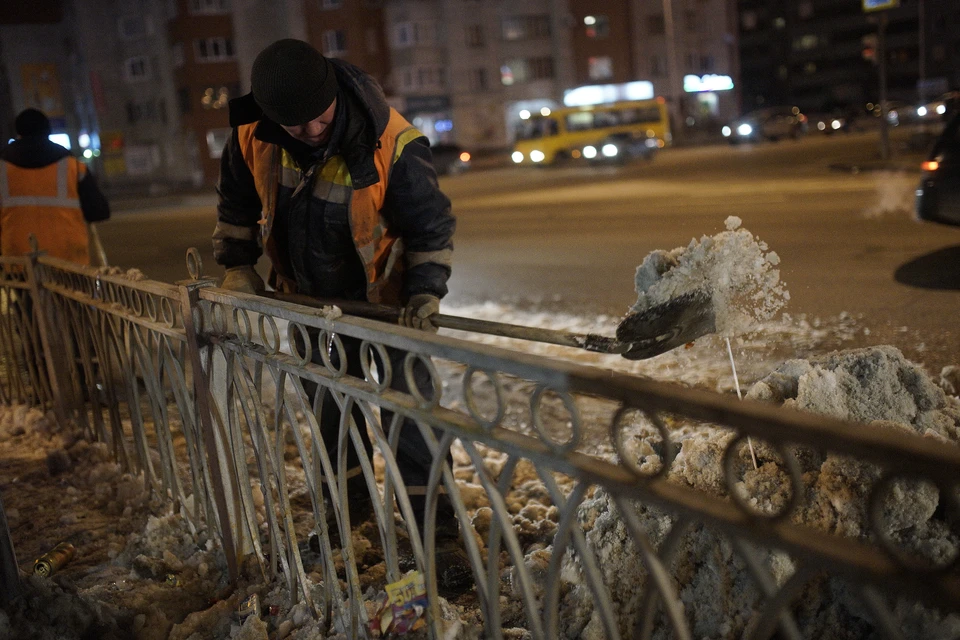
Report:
228,58,392,189
1,136,71,169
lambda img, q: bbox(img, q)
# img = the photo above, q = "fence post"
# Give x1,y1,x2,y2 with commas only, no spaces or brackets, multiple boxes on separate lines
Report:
0,490,21,605
177,278,241,582
23,253,70,428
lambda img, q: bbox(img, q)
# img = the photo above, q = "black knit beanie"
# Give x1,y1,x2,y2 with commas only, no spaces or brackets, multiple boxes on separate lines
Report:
15,108,51,138
251,39,339,126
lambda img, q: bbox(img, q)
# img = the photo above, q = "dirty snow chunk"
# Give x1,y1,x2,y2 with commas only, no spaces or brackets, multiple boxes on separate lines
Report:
747,345,956,432
941,366,960,396
630,219,789,337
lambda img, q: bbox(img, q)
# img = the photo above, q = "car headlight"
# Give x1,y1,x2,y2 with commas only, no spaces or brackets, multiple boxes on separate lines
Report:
530,150,545,163
511,151,524,164
644,138,658,148
737,123,753,136
831,119,842,130
721,126,731,137
582,145,598,159
601,143,619,157
817,121,826,131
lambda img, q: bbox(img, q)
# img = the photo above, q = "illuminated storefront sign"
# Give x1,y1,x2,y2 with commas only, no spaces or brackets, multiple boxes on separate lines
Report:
683,74,734,93
563,81,654,107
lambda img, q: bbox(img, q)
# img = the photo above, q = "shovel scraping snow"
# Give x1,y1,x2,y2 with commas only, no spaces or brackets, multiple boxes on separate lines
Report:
261,291,716,360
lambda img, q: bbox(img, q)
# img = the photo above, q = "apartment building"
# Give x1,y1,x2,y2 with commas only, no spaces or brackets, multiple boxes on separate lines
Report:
737,0,959,114
384,0,575,150
80,0,193,191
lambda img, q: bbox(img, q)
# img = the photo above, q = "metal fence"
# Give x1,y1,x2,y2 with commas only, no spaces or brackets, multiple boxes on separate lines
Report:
1,248,960,639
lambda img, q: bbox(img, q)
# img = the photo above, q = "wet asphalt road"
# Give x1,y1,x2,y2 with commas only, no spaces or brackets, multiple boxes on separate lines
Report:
101,129,959,374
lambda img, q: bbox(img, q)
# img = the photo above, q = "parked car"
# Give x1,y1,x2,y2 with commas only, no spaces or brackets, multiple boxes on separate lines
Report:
430,143,471,175
721,106,806,143
916,111,960,227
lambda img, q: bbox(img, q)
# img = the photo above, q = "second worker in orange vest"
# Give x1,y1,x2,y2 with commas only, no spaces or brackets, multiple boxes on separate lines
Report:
212,39,469,594
0,109,110,264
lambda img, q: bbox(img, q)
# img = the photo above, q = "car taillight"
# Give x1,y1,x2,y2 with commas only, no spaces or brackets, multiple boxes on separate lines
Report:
921,160,939,172
459,152,471,162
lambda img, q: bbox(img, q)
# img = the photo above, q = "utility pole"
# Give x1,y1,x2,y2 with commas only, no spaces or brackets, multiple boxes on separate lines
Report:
878,11,890,162
863,0,898,163
662,0,683,143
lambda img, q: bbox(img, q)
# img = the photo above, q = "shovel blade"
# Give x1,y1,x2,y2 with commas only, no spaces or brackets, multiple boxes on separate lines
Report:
615,289,716,360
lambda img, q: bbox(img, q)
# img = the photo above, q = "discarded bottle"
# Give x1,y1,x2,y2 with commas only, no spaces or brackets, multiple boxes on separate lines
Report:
34,542,76,577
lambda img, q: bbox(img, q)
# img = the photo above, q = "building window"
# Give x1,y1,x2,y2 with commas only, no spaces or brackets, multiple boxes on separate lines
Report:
647,14,665,35
123,56,150,82
650,55,664,77
322,30,347,56
177,87,191,114
500,56,553,85
118,15,149,39
195,37,235,62
126,100,163,124
588,56,613,80
189,0,230,14
793,34,818,51
206,128,232,159
171,42,185,68
393,22,413,47
584,15,609,39
366,28,379,53
500,15,551,41
320,0,343,8
465,24,484,47
469,67,488,91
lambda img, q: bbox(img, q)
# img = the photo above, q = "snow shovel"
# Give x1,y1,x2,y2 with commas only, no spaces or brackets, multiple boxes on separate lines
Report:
263,289,715,360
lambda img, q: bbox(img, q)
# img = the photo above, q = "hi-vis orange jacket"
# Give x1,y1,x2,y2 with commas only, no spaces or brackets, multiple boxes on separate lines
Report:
214,59,454,305
0,155,90,264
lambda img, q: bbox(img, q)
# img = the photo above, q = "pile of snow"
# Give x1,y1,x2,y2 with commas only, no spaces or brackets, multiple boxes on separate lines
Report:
557,346,960,638
630,216,789,337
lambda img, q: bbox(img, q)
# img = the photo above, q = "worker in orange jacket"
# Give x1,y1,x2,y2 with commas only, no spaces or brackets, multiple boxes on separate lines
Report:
0,109,110,264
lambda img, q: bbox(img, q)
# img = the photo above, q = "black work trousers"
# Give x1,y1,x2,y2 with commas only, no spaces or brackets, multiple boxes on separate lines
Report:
296,331,456,533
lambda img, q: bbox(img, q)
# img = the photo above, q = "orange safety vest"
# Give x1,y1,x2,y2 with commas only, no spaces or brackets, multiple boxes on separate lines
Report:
0,156,90,265
236,109,423,303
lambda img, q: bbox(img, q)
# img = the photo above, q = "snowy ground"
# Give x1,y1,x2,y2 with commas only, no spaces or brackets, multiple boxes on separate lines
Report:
1,297,958,639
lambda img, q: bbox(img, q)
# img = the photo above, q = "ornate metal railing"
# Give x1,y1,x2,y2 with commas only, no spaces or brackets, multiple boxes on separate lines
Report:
1,248,959,639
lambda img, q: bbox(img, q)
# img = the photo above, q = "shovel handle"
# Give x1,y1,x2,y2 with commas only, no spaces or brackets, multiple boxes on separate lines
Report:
265,292,611,351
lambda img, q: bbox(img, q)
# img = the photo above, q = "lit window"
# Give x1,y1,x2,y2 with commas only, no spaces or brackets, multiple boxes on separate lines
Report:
588,56,613,81
585,15,609,38
201,86,232,109
322,30,347,56
206,128,232,159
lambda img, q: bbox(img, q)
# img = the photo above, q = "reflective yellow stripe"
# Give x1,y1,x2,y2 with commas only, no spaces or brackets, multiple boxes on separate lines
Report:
393,126,423,165
318,157,352,187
